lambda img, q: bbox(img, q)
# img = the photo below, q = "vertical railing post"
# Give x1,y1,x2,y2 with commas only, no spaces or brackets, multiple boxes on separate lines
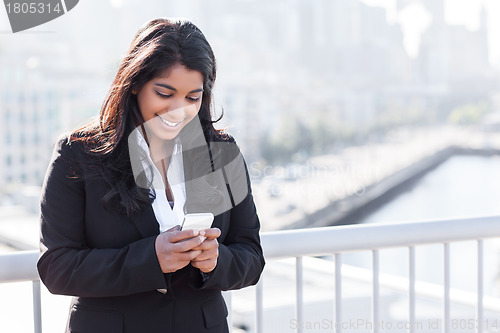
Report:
409,246,415,333
335,253,342,333
444,243,450,333
296,256,303,333
33,280,42,333
372,250,379,333
256,279,263,333
222,291,232,332
477,240,483,333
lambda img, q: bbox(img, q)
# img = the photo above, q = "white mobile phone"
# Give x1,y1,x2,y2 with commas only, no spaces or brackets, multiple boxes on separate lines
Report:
181,213,214,231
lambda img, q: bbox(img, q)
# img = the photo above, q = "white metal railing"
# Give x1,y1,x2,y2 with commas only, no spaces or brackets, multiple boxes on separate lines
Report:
1,215,500,333
0,250,42,333
257,214,500,333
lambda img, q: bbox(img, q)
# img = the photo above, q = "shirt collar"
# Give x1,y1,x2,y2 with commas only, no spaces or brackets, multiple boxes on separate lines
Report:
135,127,182,158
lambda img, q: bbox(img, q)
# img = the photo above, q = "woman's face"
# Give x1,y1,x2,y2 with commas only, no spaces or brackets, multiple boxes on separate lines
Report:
135,63,204,142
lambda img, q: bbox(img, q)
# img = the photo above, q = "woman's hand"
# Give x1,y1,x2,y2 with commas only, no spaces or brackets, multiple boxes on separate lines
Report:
155,226,206,273
190,227,221,273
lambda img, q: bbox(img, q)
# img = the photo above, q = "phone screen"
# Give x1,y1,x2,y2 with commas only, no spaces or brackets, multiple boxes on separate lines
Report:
181,213,214,231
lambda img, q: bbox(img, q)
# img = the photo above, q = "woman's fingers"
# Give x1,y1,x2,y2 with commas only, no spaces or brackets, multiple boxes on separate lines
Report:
201,227,221,240
155,227,221,273
155,230,206,273
178,250,203,261
191,257,218,273
190,237,218,252
173,235,206,252
166,229,200,243
190,237,219,273
191,244,218,261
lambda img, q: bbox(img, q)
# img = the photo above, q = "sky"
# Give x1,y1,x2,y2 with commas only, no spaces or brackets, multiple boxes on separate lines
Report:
362,0,500,66
1,0,499,66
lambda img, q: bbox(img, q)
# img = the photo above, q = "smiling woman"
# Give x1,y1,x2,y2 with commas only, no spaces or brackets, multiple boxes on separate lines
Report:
36,18,265,333
135,64,204,143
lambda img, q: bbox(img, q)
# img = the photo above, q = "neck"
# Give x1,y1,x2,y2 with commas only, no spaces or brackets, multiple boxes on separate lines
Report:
149,136,175,163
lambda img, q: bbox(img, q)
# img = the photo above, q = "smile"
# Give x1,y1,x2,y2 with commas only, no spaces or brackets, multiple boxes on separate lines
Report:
158,115,182,127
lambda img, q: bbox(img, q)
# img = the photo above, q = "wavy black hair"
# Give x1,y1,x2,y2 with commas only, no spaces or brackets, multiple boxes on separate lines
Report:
70,18,226,216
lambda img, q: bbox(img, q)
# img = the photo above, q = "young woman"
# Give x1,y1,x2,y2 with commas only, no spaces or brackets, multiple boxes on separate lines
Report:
37,18,265,333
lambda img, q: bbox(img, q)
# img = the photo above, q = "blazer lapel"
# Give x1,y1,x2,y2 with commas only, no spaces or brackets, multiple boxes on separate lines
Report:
127,144,210,236
182,143,213,214
128,141,215,236
129,204,160,238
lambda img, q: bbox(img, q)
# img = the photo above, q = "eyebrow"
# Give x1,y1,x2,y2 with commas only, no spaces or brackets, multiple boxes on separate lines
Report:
154,83,203,93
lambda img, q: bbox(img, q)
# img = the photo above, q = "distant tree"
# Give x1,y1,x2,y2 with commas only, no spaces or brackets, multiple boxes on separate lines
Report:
311,116,334,154
259,115,314,164
448,102,489,126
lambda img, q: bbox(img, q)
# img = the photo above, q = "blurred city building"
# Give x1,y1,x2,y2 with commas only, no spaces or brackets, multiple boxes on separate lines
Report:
1,2,500,330
0,0,497,209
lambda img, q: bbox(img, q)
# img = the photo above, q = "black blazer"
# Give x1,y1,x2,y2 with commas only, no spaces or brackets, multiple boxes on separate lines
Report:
37,134,265,333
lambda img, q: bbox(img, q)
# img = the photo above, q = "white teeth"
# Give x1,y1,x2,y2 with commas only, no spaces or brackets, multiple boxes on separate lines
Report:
159,116,181,127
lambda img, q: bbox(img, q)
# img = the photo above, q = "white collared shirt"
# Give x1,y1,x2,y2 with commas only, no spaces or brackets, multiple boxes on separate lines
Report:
135,132,186,233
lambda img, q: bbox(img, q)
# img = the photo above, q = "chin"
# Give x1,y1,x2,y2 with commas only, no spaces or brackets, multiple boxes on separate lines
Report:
157,132,181,141
142,117,184,142
151,127,182,142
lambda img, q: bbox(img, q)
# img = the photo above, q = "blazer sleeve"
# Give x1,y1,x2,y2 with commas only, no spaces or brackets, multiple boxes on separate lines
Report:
37,137,167,297
199,154,265,291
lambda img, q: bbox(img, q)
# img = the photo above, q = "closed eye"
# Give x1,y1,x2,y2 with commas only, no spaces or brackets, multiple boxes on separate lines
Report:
155,91,172,99
155,91,200,102
187,96,201,102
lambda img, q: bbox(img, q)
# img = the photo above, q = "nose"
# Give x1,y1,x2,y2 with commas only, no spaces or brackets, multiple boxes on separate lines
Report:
167,105,186,119
166,100,196,120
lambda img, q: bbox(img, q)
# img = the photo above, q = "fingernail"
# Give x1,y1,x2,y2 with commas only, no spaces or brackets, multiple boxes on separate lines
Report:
192,230,198,236
199,230,206,236
199,236,206,242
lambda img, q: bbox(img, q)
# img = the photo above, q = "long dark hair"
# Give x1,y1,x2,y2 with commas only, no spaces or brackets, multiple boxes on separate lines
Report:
70,18,225,216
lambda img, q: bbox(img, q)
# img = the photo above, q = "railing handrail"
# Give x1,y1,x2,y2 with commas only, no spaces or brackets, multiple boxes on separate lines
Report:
261,214,500,258
0,250,40,283
2,214,500,333
2,214,500,283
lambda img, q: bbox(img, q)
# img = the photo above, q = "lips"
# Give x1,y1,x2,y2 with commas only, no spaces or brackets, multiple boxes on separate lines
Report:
157,115,182,128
